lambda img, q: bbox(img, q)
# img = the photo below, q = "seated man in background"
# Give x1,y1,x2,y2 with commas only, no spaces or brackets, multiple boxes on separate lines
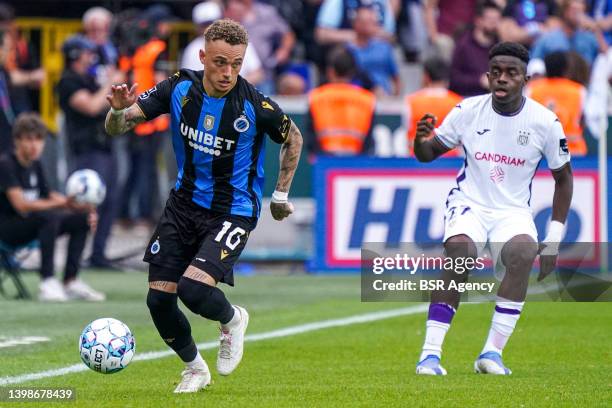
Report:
404,56,462,157
0,113,104,302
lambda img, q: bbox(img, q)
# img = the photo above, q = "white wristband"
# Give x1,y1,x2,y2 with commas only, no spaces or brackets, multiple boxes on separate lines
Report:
541,221,564,256
110,107,126,115
272,190,288,203
544,220,564,243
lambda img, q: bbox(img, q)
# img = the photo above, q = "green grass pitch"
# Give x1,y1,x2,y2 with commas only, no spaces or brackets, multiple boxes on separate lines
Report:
0,271,610,407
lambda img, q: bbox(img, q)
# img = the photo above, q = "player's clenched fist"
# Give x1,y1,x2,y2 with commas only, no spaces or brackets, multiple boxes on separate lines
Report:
270,201,294,221
415,114,437,141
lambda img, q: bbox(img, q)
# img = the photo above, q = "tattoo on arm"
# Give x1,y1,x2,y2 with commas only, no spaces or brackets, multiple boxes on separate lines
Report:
275,121,303,193
105,104,147,136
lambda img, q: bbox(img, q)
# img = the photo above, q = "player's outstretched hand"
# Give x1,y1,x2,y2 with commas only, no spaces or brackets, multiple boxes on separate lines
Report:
270,201,294,221
415,114,437,141
106,83,139,111
537,242,557,281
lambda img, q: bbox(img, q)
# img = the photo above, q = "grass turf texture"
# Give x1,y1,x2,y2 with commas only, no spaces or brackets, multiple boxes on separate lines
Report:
0,271,610,407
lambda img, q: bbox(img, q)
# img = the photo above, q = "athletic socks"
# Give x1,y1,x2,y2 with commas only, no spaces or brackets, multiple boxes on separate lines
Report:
419,303,456,361
185,351,209,372
481,297,524,355
220,306,241,329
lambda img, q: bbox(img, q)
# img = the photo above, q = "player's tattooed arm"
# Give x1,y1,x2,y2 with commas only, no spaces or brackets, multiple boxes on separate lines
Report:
270,120,303,221
105,83,146,136
275,120,303,193
105,104,146,136
414,113,450,162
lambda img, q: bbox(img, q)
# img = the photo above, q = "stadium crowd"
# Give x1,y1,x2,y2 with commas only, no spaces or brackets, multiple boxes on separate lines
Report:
0,0,610,299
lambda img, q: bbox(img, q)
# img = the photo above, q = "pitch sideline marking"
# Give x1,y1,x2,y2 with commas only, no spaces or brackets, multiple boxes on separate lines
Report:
0,304,430,386
0,336,50,349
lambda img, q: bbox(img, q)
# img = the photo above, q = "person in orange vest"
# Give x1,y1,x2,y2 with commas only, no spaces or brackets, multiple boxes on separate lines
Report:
404,56,463,157
118,5,174,226
307,46,376,157
526,50,587,156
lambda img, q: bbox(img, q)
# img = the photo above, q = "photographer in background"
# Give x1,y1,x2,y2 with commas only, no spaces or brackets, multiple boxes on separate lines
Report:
57,35,124,269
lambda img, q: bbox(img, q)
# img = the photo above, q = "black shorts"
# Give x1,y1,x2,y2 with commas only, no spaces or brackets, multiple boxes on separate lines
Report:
144,190,257,286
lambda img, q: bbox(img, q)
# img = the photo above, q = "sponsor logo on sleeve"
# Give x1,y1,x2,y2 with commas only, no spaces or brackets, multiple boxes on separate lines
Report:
559,139,569,155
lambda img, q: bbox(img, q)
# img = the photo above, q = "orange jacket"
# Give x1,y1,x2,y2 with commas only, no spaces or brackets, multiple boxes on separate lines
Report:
309,83,376,155
405,87,462,157
120,39,169,136
526,77,587,156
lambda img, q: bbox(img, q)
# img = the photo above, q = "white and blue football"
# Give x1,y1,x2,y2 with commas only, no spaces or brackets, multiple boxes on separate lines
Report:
79,318,135,374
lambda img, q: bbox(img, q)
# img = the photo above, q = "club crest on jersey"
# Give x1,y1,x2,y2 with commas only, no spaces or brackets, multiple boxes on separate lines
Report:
233,115,250,133
139,86,157,100
517,130,529,146
150,239,160,255
204,115,215,130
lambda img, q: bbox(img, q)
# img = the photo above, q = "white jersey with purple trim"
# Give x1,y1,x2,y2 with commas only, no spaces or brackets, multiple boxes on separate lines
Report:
434,94,571,212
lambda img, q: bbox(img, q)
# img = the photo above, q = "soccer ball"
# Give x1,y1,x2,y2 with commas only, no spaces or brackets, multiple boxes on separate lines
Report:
79,318,135,374
66,169,106,205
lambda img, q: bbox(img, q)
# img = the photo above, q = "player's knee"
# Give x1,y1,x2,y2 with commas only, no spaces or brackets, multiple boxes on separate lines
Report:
504,243,538,270
146,289,177,315
177,277,232,322
445,235,478,259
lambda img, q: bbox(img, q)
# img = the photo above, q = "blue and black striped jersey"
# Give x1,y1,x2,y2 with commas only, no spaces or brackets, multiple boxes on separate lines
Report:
136,69,290,218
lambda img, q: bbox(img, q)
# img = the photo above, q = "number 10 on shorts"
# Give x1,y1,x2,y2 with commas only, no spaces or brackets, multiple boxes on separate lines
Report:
214,221,246,251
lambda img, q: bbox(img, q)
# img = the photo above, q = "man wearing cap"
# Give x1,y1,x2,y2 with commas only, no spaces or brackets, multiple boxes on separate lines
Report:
180,1,264,86
57,35,124,269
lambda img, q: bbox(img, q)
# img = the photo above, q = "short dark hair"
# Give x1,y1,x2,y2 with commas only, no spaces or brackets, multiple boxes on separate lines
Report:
12,112,47,140
476,0,502,17
204,19,248,46
423,56,450,82
489,42,530,65
327,46,356,78
544,51,568,78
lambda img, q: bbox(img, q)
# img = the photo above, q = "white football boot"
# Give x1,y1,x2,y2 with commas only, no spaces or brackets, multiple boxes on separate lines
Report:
174,368,211,393
416,355,448,376
217,305,249,376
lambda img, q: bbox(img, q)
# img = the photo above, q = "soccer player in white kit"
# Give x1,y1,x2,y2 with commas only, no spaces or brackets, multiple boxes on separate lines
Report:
413,43,573,375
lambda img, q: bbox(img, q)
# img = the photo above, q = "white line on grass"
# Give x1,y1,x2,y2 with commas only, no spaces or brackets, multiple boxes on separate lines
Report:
0,304,429,386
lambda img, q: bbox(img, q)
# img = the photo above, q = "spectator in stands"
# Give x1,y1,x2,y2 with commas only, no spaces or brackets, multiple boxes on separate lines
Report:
118,5,174,228
180,1,264,86
225,0,295,95
0,26,15,153
277,71,307,95
404,56,462,157
0,113,104,301
397,0,428,62
449,1,502,96
57,35,123,269
348,6,400,96
315,0,396,46
531,0,604,65
588,0,612,45
306,46,376,156
83,7,119,85
424,0,479,61
526,51,588,155
0,3,45,115
499,0,560,46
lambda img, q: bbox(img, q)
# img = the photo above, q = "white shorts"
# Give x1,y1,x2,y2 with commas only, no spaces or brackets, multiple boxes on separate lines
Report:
443,191,538,276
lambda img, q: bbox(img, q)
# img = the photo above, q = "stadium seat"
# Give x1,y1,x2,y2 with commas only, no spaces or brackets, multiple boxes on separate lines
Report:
0,241,37,300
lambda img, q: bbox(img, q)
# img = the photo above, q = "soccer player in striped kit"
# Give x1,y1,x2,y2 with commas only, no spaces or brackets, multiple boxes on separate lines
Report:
105,19,303,392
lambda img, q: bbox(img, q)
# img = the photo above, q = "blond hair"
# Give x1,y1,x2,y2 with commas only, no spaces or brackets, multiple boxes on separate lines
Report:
204,19,248,46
